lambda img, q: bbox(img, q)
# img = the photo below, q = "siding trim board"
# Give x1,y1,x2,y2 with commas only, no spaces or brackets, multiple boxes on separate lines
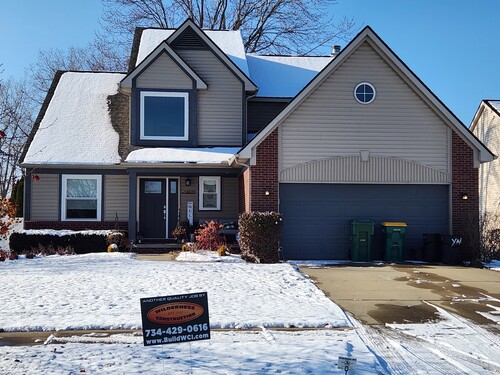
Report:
280,156,450,184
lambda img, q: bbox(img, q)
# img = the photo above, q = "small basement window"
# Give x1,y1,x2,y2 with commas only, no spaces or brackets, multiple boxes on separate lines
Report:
199,176,221,210
354,82,376,104
61,175,102,221
140,91,189,140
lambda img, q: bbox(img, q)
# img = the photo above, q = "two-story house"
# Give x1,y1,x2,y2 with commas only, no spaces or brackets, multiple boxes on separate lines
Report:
21,20,494,260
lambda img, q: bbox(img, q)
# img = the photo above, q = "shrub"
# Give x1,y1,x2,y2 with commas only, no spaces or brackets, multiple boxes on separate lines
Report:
172,225,187,242
9,232,112,254
238,212,282,263
195,220,225,251
106,231,127,251
459,211,500,263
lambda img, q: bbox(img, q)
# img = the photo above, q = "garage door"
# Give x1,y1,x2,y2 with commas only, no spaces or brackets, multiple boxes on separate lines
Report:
279,184,449,260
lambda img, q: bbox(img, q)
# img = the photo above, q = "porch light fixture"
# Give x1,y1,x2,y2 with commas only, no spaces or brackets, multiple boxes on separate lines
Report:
185,178,191,186
461,193,468,200
265,190,270,196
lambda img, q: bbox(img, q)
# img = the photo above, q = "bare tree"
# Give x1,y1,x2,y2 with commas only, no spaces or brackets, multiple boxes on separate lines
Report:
0,77,34,199
26,44,125,105
99,0,356,66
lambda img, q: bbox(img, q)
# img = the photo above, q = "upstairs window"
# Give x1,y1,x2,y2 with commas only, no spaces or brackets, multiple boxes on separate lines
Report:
140,91,189,140
199,176,221,210
354,82,376,104
62,175,102,221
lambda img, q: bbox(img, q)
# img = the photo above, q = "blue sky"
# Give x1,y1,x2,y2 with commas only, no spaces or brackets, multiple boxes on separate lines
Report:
0,0,498,125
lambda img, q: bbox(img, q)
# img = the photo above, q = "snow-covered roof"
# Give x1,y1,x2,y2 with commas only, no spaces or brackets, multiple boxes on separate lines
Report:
247,55,333,98
23,72,124,165
125,147,239,164
137,29,250,76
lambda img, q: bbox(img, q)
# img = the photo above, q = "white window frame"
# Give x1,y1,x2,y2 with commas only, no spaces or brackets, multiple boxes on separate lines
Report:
61,174,102,221
354,82,376,105
199,176,221,211
140,91,189,141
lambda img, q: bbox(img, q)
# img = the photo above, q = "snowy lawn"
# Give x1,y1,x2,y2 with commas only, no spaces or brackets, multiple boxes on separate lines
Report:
0,253,349,331
1,330,384,374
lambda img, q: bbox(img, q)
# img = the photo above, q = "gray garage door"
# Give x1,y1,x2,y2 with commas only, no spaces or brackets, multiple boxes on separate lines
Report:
279,184,449,260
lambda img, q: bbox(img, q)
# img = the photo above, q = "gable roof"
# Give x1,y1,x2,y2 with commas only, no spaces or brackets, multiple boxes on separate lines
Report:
22,72,124,166
121,41,207,90
238,26,495,164
470,99,500,133
166,19,257,92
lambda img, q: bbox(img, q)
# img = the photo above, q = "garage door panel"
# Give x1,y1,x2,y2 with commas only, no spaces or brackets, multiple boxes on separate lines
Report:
280,184,449,260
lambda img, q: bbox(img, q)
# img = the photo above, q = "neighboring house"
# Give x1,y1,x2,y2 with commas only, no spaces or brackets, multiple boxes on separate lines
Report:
21,20,494,260
471,100,500,215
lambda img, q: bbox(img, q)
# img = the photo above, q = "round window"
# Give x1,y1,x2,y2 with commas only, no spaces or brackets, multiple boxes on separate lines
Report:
354,82,376,104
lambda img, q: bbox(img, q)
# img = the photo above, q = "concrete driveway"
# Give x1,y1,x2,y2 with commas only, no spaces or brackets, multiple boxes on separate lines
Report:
300,264,500,326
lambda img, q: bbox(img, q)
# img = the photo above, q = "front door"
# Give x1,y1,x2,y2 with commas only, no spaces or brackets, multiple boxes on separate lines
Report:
139,179,166,239
139,178,180,239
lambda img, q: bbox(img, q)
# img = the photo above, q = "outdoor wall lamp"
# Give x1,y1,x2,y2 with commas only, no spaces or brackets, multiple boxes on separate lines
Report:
461,193,468,200
185,178,191,186
265,190,270,196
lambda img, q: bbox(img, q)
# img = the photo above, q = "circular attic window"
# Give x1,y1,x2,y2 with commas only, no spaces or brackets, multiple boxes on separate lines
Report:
354,82,376,104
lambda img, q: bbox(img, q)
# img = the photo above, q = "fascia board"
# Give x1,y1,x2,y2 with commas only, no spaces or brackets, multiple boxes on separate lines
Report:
121,41,207,89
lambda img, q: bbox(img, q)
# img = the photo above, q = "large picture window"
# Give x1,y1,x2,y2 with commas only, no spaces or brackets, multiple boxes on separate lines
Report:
199,176,221,211
140,91,189,140
62,175,102,221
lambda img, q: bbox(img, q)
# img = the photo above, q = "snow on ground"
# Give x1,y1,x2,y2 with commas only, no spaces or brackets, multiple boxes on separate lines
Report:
1,253,500,374
0,253,349,331
1,330,383,374
176,250,243,263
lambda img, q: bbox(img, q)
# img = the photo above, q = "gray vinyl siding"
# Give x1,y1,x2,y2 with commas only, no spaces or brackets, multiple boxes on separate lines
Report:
179,177,239,224
176,49,243,146
31,174,59,220
473,106,500,213
104,175,129,221
136,53,193,89
279,42,450,183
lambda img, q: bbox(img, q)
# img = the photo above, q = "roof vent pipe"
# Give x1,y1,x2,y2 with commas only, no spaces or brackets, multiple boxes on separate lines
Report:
331,45,341,56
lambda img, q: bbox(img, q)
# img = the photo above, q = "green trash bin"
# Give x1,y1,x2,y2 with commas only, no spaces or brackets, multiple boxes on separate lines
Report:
350,220,375,262
382,222,407,262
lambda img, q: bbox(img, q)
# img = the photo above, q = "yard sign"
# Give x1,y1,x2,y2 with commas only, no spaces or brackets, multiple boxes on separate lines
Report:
140,292,210,346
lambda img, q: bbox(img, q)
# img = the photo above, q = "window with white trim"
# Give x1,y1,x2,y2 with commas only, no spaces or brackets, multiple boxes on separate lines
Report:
140,91,189,140
61,175,102,221
354,82,376,104
199,176,221,210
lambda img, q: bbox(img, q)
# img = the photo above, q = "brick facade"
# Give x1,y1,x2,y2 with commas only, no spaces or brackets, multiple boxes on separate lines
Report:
239,168,250,213
247,129,279,212
24,221,128,231
452,131,479,258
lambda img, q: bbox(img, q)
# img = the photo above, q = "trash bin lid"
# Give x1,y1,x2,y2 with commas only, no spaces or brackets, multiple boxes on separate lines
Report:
381,222,407,227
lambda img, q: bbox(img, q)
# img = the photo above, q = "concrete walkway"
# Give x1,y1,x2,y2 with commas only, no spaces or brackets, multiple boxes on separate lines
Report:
301,264,500,325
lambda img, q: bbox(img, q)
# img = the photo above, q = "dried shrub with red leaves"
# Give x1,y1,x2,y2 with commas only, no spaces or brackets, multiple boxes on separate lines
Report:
194,220,226,251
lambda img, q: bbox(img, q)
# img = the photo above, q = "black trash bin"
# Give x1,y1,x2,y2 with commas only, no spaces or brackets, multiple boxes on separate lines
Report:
441,235,462,265
422,233,441,263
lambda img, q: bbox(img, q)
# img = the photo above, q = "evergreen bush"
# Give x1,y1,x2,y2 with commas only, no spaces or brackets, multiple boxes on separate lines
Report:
238,212,282,263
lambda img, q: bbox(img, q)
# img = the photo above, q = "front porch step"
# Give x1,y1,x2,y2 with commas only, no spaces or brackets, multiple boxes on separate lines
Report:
131,243,182,254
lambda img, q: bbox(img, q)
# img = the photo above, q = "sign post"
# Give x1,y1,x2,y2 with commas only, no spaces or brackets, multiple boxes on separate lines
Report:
140,292,210,346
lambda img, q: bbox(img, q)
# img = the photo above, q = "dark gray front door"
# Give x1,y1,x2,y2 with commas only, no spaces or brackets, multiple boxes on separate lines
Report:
139,179,166,238
280,184,449,260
